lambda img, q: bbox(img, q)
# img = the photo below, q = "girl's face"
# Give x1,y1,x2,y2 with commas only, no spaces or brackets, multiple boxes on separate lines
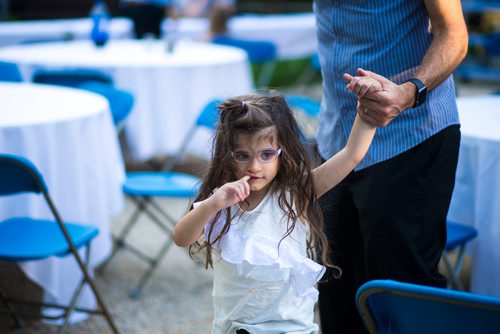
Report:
232,132,280,197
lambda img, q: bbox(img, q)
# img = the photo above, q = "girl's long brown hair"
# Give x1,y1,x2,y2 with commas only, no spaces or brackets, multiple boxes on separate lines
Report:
190,93,339,275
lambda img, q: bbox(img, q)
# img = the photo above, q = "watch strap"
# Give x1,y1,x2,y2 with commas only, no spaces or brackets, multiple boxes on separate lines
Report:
405,77,427,108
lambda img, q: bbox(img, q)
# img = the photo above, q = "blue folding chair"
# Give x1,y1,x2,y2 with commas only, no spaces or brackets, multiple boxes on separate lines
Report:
32,69,113,87
212,35,278,87
102,99,221,299
0,154,119,333
0,61,23,82
356,279,500,334
78,81,134,131
443,221,478,290
32,69,134,131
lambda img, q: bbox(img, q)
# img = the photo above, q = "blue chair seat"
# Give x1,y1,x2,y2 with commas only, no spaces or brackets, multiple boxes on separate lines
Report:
445,222,478,251
443,222,478,290
123,172,201,198
0,218,98,261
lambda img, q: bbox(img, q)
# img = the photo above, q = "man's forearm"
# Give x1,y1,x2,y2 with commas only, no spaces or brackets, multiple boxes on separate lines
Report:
416,0,468,90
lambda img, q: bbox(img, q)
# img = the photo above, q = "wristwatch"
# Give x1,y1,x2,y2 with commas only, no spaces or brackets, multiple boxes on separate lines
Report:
405,77,427,108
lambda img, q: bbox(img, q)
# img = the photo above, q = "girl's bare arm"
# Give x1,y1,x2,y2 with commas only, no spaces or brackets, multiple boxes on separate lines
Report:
312,115,376,198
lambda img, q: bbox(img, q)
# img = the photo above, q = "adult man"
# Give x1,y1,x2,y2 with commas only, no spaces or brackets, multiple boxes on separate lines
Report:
313,1,468,333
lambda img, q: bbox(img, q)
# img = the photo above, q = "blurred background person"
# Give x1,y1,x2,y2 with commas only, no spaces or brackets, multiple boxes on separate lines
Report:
120,0,173,38
173,0,235,18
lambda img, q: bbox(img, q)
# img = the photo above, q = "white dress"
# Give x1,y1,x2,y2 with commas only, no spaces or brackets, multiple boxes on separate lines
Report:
198,191,325,334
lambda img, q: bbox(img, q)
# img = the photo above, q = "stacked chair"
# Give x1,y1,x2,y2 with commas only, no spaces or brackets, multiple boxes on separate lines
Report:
356,279,500,334
102,99,221,299
0,154,119,333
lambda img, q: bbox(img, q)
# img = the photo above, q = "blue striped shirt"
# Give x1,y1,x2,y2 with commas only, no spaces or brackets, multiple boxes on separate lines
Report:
313,0,460,170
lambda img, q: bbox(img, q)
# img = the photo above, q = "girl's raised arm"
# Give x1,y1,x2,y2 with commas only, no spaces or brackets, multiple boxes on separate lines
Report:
312,73,379,197
312,111,376,198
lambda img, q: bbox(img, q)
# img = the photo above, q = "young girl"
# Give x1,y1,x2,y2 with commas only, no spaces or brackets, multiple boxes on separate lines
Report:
173,76,378,333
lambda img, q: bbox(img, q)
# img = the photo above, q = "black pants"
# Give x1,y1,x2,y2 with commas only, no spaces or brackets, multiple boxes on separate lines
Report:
318,125,460,334
121,4,164,39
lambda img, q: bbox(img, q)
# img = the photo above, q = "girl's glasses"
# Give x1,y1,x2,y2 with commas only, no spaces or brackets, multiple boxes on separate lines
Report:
231,148,282,164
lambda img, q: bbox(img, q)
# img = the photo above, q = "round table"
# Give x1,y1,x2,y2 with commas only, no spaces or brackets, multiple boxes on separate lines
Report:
0,39,253,161
447,95,500,297
0,17,133,46
0,82,125,322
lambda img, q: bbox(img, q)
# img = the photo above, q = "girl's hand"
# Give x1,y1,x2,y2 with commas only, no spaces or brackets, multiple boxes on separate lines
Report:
208,175,251,210
344,72,383,98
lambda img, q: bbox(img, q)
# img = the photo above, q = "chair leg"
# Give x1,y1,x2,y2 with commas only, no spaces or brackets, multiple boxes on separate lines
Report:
443,246,466,291
0,285,24,329
99,197,145,272
129,238,174,299
70,249,120,333
59,246,92,333
127,198,177,298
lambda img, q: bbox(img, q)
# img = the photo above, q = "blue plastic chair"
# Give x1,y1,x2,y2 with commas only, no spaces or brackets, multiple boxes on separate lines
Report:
285,94,321,143
32,69,113,87
78,81,134,131
32,69,134,130
443,221,478,290
356,279,500,334
0,61,23,82
102,99,221,298
0,154,119,333
212,35,278,87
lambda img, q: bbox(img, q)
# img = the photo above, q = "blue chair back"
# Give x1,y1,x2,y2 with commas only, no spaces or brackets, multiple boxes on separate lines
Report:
78,81,134,128
196,98,222,130
212,36,277,64
310,53,321,72
0,155,47,195
357,279,500,334
32,69,113,87
0,61,23,82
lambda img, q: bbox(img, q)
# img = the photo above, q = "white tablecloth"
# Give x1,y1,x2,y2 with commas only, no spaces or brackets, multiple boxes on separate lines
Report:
447,95,500,297
0,17,133,46
0,82,125,321
0,39,253,161
164,12,317,59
